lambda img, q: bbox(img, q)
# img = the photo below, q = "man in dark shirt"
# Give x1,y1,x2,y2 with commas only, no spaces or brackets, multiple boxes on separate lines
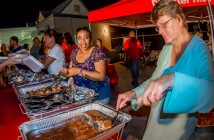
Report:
9,36,27,70
30,37,41,59
10,36,24,53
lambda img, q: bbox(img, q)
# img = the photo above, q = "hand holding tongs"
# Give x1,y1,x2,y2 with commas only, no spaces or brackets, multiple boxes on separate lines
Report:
112,107,122,126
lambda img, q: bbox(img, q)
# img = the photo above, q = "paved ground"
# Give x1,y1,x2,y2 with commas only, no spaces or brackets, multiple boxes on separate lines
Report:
108,61,154,139
108,61,214,140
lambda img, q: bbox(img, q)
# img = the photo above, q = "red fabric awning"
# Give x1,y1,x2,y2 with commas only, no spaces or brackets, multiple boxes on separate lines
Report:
88,0,214,23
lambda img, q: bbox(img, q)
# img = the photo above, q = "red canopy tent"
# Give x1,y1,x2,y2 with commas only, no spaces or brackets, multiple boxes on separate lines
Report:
88,0,214,60
88,0,214,28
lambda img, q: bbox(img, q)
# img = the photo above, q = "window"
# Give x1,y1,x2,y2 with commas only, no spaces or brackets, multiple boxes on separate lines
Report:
74,5,80,12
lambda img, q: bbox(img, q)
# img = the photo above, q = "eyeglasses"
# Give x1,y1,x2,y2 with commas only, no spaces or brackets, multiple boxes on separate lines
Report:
155,17,174,32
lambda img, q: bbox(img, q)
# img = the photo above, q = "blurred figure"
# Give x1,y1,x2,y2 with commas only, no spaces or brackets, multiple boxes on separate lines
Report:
30,37,41,59
9,36,27,70
96,38,109,57
194,25,203,38
10,36,25,53
63,32,77,66
23,44,30,53
207,31,213,55
41,29,65,74
38,37,49,61
123,30,143,87
0,44,9,56
0,58,19,87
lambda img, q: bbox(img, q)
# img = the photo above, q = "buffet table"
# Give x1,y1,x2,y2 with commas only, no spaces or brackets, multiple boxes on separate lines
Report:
0,85,29,140
0,85,127,140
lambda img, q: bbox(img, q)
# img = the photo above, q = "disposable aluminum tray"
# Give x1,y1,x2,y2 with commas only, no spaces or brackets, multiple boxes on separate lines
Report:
11,73,59,89
19,103,132,140
17,82,98,120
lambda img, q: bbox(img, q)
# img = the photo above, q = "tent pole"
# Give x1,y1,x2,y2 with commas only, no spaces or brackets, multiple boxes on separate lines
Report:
207,2,214,60
207,1,214,60
135,22,138,38
89,22,91,31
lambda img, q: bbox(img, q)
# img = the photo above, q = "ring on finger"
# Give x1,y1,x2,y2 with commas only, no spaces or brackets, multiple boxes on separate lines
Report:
151,91,155,97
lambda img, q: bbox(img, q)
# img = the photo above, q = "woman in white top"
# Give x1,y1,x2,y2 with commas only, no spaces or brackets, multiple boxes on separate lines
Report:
42,29,65,74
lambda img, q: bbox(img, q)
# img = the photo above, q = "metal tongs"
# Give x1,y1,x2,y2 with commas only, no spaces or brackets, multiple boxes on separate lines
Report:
46,78,63,89
112,107,122,126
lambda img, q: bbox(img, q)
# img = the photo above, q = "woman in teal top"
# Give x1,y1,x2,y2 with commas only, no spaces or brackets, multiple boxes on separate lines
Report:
116,0,214,140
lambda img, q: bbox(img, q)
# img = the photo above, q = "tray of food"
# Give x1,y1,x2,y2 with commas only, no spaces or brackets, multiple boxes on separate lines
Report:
19,103,132,140
10,71,60,88
17,81,98,120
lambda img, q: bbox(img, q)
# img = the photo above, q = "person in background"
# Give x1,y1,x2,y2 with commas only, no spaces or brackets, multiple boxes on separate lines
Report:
41,29,65,74
30,37,41,59
0,44,9,87
10,36,24,53
194,26,203,39
116,0,214,140
38,37,49,61
96,38,109,57
61,27,111,105
207,31,213,55
0,44,9,56
123,30,143,88
63,32,77,67
58,32,67,51
9,36,27,70
0,58,19,87
23,44,30,53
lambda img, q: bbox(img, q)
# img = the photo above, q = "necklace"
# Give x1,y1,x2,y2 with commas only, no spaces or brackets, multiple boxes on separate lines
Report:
79,48,90,54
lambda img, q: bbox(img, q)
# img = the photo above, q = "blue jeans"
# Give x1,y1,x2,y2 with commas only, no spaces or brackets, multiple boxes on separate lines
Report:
129,60,141,88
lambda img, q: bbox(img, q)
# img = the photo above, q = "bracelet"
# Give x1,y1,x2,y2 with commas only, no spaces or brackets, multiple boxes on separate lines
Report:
130,90,136,100
78,68,83,76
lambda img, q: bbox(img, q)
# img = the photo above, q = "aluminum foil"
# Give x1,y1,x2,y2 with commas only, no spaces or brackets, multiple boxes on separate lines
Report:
10,71,60,88
17,81,98,119
19,103,132,140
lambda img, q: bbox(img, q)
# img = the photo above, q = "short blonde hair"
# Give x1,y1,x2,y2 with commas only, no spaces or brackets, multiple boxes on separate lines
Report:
150,0,188,29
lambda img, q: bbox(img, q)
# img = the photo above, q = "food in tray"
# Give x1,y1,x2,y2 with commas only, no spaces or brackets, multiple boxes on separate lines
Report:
28,110,114,140
26,86,62,97
83,110,112,131
197,109,214,127
28,117,101,140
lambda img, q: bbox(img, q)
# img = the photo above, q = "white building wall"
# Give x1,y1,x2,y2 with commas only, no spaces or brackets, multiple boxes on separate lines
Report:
71,18,88,35
62,0,88,16
37,15,55,31
54,17,73,33
91,23,111,50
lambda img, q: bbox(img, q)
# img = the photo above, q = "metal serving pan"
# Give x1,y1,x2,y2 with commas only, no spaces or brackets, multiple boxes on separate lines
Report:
11,73,60,89
19,103,132,140
17,81,98,120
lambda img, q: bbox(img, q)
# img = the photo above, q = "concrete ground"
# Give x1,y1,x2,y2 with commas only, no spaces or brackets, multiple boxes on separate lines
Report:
108,61,214,140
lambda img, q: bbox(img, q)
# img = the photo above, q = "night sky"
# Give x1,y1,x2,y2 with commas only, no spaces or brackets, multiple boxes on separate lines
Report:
0,0,66,28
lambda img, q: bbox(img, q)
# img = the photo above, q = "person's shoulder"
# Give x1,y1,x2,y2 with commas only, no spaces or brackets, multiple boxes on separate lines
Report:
191,35,207,49
93,46,103,52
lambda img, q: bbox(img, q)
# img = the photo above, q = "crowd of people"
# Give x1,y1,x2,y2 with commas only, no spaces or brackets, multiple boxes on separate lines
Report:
0,0,213,139
0,27,112,104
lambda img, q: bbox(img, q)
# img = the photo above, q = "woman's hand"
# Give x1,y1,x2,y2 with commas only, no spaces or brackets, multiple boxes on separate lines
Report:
137,73,174,106
3,58,19,66
60,67,80,77
116,90,136,111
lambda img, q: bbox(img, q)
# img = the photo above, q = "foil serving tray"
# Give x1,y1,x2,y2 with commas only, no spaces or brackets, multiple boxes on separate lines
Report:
19,103,132,140
16,81,98,120
11,72,60,88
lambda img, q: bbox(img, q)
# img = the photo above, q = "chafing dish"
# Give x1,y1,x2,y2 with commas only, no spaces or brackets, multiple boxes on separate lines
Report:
19,103,132,140
17,81,98,120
